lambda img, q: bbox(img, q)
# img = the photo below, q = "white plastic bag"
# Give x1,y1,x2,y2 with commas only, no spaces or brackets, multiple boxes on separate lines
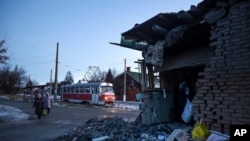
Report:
181,98,192,123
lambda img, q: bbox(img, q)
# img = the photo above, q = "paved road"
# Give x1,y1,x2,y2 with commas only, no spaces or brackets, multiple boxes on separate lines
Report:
0,98,140,141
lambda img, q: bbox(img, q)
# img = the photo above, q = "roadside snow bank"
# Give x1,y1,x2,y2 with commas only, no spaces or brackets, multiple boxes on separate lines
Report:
114,101,140,110
0,104,29,122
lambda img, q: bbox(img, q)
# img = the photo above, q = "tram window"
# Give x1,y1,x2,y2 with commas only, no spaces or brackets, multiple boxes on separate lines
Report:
95,87,97,93
85,86,90,93
92,87,96,94
75,86,79,93
72,87,75,93
80,86,85,93
67,87,70,93
100,86,113,93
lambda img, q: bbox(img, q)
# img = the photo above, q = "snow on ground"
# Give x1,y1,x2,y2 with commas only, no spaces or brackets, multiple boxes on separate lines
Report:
0,95,140,123
0,95,10,100
0,104,29,123
114,101,140,110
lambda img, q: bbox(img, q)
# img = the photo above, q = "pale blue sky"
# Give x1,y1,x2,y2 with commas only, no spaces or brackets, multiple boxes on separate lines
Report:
0,0,201,84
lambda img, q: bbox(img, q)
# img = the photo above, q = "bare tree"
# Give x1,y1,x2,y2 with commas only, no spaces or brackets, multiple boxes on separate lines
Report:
0,65,28,94
0,40,9,64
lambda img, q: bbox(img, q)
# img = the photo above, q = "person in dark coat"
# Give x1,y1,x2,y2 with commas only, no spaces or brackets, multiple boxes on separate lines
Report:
33,93,44,119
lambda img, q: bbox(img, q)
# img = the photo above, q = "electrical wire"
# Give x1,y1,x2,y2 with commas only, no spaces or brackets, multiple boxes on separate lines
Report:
2,36,143,84
4,36,55,55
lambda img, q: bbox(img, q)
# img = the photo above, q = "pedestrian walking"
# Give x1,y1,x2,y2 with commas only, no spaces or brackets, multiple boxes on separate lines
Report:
33,93,44,119
44,92,54,115
33,90,39,100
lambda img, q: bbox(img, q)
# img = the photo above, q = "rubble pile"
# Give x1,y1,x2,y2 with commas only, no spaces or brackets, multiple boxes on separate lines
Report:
52,116,192,141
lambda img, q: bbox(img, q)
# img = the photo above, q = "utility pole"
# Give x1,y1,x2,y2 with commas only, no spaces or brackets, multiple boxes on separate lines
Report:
134,60,142,90
54,42,59,101
123,58,126,102
50,69,52,95
135,59,147,91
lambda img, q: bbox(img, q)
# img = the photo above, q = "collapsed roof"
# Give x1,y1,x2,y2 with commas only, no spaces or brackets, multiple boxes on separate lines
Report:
110,0,243,68
111,0,239,51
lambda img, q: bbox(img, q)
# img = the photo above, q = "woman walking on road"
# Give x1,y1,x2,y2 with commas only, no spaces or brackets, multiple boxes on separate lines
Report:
44,92,54,115
33,93,44,119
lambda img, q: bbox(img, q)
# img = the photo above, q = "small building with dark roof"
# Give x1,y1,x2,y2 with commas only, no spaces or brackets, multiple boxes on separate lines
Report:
113,67,142,101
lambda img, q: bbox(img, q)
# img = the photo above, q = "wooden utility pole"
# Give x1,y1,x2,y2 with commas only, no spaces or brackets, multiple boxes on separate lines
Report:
50,69,52,95
135,59,147,91
123,58,126,102
54,42,59,101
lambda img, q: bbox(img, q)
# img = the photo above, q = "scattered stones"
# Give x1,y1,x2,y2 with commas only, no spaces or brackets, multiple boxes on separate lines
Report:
52,116,192,141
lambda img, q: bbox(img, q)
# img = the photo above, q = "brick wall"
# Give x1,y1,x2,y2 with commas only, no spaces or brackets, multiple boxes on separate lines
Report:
193,1,250,135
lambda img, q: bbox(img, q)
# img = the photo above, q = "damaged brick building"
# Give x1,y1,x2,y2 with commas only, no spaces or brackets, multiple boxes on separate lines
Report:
111,0,250,135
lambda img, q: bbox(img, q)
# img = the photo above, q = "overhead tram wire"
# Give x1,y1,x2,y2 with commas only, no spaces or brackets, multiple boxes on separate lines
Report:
2,36,56,69
96,57,142,68
10,57,54,67
11,57,53,63
3,36,142,64
59,62,87,72
6,34,144,73
58,57,142,75
15,54,55,59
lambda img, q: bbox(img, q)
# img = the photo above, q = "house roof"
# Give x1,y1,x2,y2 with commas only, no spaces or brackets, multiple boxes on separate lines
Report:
127,71,141,83
115,71,141,83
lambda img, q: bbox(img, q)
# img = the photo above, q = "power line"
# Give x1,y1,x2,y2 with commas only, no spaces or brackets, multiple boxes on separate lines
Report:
59,57,141,73
11,57,53,64
4,36,55,55
16,54,55,59
3,35,141,71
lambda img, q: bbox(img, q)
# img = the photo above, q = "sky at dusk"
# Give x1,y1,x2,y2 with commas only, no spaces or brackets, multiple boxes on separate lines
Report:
0,0,201,84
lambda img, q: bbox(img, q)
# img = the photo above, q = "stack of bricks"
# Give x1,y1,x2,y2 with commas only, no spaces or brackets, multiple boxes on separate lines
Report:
192,1,250,135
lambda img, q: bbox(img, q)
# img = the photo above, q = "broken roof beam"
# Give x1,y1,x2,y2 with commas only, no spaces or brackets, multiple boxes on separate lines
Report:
151,24,168,35
136,31,162,44
158,13,178,23
109,42,147,51
177,10,194,24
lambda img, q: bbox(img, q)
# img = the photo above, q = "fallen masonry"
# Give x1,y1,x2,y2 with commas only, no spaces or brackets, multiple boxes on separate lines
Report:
52,116,193,141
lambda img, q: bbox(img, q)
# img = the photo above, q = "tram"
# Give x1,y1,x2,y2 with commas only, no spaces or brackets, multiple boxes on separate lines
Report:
61,82,115,105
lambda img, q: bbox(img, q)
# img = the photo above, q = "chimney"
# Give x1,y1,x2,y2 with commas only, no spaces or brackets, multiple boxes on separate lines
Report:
127,67,131,72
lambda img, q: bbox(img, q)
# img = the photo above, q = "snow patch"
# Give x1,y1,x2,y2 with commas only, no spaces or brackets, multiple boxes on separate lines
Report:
0,104,29,122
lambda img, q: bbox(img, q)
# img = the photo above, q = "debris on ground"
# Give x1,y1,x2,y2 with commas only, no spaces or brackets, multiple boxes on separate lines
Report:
52,116,193,141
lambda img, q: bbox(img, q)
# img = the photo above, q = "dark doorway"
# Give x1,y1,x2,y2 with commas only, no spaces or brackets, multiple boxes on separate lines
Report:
161,64,205,122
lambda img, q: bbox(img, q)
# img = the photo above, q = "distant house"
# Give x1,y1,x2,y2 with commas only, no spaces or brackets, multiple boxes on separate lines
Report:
23,80,67,96
113,67,141,101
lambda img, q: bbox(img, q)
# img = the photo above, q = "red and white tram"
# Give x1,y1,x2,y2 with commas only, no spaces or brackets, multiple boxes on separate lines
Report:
61,82,115,105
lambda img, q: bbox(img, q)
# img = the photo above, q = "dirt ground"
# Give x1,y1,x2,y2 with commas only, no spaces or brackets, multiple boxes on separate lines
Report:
0,98,140,141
